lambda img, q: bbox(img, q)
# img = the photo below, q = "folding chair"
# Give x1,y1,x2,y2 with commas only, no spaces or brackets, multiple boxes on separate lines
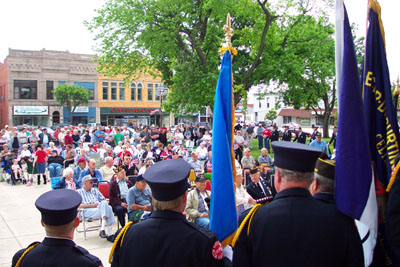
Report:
98,181,122,229
76,209,102,240
76,181,109,240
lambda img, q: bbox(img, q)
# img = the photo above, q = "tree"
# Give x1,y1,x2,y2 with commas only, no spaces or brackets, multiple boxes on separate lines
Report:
86,0,331,114
265,109,277,122
53,84,90,124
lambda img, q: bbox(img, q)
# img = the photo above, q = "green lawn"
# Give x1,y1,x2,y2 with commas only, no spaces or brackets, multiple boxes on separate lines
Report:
248,138,333,160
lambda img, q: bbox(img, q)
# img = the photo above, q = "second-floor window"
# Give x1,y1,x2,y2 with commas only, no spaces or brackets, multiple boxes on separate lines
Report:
137,83,142,101
131,83,136,101
119,82,125,100
148,83,153,101
46,80,54,100
111,82,117,100
14,80,37,99
102,82,108,100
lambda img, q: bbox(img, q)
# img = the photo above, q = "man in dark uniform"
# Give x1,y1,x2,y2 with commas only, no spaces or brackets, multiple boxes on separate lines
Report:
12,189,103,267
309,126,320,144
281,126,292,142
233,141,363,267
310,155,335,204
269,125,280,143
246,167,274,201
111,159,229,267
328,126,338,149
293,127,307,144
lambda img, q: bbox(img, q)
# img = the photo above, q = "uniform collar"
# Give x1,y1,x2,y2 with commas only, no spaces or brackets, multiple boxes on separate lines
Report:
43,237,76,247
150,210,186,220
275,187,311,200
313,192,335,203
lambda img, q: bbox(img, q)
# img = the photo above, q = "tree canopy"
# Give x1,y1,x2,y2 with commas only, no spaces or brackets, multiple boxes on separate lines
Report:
54,84,90,124
87,0,334,115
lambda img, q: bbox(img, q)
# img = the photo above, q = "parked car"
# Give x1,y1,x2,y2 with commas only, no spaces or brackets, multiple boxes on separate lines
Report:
279,123,312,138
51,123,71,130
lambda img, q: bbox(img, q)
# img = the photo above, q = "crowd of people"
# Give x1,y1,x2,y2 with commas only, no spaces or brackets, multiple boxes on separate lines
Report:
4,121,353,266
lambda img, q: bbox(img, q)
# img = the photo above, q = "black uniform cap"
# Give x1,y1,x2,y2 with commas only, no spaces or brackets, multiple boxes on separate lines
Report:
271,141,322,172
35,189,82,226
315,154,335,180
143,159,190,201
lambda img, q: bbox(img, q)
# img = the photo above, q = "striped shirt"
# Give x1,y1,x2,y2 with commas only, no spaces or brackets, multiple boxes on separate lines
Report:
77,187,105,204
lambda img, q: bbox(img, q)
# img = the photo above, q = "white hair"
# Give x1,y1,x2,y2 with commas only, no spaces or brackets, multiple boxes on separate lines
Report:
49,142,55,146
105,156,113,162
63,167,74,177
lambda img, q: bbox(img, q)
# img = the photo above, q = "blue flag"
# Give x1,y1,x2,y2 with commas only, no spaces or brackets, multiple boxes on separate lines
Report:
210,50,238,242
362,1,400,190
335,3,377,229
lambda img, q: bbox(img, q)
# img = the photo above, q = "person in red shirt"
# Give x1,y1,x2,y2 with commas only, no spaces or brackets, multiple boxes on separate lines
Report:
64,130,73,147
33,144,48,185
263,127,271,151
118,146,132,161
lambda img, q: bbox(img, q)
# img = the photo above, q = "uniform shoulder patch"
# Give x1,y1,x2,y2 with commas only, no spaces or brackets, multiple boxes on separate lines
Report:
212,241,223,260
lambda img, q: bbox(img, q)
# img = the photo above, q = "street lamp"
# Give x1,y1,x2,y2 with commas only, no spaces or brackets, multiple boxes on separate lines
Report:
156,83,168,126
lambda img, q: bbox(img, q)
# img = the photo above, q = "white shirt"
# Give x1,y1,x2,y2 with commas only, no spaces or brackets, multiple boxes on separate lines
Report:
196,147,208,159
20,150,32,158
235,185,254,210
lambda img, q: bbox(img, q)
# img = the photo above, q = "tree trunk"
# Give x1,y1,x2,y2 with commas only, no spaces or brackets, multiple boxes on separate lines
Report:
322,112,330,138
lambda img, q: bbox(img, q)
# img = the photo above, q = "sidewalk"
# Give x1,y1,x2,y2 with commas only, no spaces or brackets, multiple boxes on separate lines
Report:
0,181,115,267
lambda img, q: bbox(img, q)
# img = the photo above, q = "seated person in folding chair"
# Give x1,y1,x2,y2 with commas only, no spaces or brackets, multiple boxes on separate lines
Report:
77,175,115,241
54,167,77,191
47,150,64,179
99,156,115,181
127,175,151,222
64,144,76,168
121,154,139,177
109,165,133,227
79,159,103,187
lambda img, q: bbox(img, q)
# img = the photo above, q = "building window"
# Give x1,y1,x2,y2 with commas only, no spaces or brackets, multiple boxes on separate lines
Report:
74,82,95,100
119,82,125,100
266,97,270,108
46,80,54,100
148,83,153,101
283,116,292,124
111,82,117,100
102,82,108,100
137,83,142,101
259,101,261,108
300,117,311,126
155,84,160,101
131,83,136,101
14,80,37,99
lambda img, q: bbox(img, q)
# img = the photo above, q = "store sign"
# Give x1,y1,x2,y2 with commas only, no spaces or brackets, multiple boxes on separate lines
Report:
13,106,49,115
71,106,89,113
110,108,156,113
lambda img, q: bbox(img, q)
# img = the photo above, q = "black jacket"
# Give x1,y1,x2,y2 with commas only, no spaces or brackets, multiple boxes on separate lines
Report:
111,210,226,267
270,129,280,142
12,237,102,267
233,188,364,267
328,132,337,148
47,155,64,165
281,130,292,142
246,179,274,201
293,132,307,144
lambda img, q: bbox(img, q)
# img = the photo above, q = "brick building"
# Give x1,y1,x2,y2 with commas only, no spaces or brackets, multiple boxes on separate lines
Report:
0,49,98,127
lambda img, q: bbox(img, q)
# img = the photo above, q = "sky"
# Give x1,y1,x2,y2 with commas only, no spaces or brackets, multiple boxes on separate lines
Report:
0,0,399,83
